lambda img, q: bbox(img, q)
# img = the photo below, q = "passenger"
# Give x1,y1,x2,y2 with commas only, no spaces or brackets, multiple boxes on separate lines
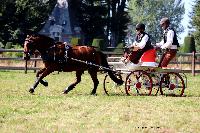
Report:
156,17,179,68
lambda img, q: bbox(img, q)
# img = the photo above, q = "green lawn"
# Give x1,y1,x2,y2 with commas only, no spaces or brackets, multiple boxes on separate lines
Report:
0,71,200,133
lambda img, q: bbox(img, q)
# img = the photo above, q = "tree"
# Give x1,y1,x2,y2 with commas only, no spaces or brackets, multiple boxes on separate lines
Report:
183,35,196,53
70,0,108,45
192,0,200,51
108,0,130,47
70,0,130,46
128,0,185,44
0,0,56,46
187,1,196,35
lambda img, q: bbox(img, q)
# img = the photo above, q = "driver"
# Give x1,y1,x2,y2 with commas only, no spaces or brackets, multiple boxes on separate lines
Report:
127,23,154,64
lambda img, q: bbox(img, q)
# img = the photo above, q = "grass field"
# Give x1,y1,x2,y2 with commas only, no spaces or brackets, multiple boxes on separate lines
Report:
0,70,200,133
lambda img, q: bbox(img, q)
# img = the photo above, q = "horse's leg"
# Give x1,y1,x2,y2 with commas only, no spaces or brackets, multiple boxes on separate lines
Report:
88,69,99,95
63,70,84,94
36,68,48,87
36,68,46,77
29,67,54,93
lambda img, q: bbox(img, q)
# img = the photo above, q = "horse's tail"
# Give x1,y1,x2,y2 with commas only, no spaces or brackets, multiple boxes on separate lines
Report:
98,51,124,85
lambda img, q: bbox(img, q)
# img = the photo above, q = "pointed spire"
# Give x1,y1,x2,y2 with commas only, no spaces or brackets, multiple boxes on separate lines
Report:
39,0,82,42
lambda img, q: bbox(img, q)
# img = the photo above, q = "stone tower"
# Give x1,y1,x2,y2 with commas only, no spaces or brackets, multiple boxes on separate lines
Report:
39,0,82,42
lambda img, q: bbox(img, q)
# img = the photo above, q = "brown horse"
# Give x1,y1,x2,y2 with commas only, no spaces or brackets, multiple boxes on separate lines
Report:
23,34,123,94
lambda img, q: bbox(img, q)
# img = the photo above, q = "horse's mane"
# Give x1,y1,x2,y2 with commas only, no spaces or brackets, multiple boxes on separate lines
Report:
28,34,55,42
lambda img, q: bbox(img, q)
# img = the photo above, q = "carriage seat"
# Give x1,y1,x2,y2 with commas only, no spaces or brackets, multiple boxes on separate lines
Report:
140,49,157,67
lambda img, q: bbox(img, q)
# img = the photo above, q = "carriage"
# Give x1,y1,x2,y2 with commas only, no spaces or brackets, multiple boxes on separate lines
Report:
103,48,187,97
23,34,187,96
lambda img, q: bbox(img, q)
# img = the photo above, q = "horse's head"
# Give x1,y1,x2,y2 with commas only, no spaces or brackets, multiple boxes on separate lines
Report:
23,34,55,60
23,35,37,60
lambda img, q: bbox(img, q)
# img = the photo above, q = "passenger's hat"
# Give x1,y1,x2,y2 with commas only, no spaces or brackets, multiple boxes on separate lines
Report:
160,17,170,25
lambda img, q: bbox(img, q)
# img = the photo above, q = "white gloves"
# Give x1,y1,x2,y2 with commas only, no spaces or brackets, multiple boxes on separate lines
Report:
156,42,166,49
132,42,138,47
128,42,137,48
156,43,161,47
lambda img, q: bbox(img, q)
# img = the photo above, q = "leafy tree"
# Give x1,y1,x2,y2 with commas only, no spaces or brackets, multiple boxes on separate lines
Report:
0,0,56,46
108,0,130,47
70,0,130,46
0,0,130,47
183,35,196,53
187,1,196,35
128,0,185,44
70,0,108,45
192,0,200,51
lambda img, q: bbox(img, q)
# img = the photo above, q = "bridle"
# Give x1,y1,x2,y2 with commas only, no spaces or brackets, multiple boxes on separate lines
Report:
24,38,35,60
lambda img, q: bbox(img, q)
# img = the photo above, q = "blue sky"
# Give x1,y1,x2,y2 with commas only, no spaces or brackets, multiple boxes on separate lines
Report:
179,0,195,44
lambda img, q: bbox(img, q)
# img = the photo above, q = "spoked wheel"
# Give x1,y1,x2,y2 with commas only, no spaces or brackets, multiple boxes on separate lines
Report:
151,73,160,96
125,70,153,96
160,72,185,97
103,72,125,95
178,73,187,88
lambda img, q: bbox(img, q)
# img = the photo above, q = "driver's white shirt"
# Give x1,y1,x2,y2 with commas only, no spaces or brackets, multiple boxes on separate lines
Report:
156,29,177,49
132,34,149,49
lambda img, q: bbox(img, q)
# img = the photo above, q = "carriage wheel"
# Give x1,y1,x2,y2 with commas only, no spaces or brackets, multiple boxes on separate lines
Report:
103,73,125,95
160,72,185,97
125,70,153,96
151,74,160,95
178,73,187,88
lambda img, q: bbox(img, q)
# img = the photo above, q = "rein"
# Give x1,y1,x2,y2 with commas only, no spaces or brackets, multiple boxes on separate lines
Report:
65,56,116,73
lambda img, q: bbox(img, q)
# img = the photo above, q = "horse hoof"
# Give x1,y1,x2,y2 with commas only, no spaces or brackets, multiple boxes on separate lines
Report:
90,92,97,96
29,88,34,93
43,81,48,87
62,90,68,94
40,80,48,87
127,93,131,96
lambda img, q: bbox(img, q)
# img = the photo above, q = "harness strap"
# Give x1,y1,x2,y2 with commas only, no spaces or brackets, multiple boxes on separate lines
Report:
64,44,71,62
65,56,116,73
